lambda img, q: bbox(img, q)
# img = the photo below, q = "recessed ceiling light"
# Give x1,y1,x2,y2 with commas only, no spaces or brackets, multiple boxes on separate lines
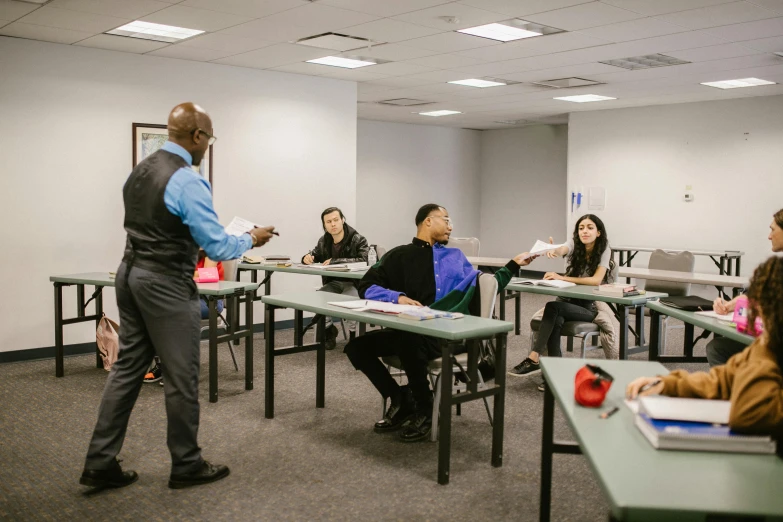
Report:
600,53,690,70
377,98,433,106
449,78,507,88
417,110,462,117
459,22,541,41
296,32,380,52
700,78,776,89
554,94,616,103
106,21,204,43
307,56,379,68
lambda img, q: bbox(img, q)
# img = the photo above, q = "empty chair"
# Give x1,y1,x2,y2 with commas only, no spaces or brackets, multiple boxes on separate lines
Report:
447,237,480,257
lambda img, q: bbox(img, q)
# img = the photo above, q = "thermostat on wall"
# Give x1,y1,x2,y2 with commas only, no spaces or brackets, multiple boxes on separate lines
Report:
684,185,694,202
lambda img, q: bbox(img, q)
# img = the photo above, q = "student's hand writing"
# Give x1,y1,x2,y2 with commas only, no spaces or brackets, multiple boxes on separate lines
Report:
543,272,563,281
323,259,332,266
625,376,664,400
514,252,536,266
398,296,423,307
546,237,559,259
250,226,276,247
303,253,314,265
713,297,735,315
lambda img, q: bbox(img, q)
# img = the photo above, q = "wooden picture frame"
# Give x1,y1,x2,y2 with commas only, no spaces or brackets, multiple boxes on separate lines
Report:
132,123,213,186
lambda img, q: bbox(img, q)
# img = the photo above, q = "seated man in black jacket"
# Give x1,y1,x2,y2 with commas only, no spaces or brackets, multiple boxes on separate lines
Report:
302,207,369,349
345,203,533,442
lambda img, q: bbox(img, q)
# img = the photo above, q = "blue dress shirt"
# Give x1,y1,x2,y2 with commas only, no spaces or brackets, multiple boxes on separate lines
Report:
156,141,252,261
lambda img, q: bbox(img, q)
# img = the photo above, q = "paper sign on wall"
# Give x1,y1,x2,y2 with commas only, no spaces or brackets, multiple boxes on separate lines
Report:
588,187,606,210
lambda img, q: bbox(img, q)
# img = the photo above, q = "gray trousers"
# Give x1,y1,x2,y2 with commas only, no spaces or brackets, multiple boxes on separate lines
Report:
85,263,203,475
706,337,746,367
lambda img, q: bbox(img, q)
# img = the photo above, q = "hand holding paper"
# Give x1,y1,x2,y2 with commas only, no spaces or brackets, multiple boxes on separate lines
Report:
529,238,567,257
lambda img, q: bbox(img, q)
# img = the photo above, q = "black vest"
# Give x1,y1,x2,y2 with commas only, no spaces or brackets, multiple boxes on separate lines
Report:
122,149,199,277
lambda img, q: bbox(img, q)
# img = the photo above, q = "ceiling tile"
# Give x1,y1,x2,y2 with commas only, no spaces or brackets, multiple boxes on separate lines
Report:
403,31,504,52
457,31,610,61
0,19,10,28
601,0,738,16
456,0,593,17
365,61,436,76
702,16,783,41
46,0,171,19
148,43,237,61
364,76,436,87
269,61,329,75
741,33,783,50
526,2,644,30
218,18,312,41
211,42,329,68
178,32,274,53
140,5,252,32
748,0,783,13
353,42,440,60
392,3,506,31
341,18,442,43
17,6,129,33
655,1,779,30
256,3,379,33
318,0,456,18
448,59,536,77
0,21,93,44
0,0,43,21
357,82,397,93
75,34,170,52
407,68,477,82
315,67,388,81
406,52,485,68
501,61,623,81
180,0,307,18
669,42,763,61
577,17,686,42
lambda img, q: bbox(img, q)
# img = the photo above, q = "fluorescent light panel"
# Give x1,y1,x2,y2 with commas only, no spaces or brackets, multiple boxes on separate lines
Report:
449,78,506,88
307,56,377,68
296,32,378,52
418,110,462,117
700,78,776,89
554,94,616,103
106,20,203,43
459,22,540,41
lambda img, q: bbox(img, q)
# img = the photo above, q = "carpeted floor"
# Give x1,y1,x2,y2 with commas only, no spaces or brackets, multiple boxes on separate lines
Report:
0,294,710,521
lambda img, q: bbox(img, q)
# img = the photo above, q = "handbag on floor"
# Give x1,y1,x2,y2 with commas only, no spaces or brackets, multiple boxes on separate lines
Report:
96,314,119,371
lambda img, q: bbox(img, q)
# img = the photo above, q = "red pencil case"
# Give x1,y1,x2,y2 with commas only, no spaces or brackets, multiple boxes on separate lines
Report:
574,364,614,408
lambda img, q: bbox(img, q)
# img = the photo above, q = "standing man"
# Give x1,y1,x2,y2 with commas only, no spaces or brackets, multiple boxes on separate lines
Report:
302,207,369,349
80,103,275,490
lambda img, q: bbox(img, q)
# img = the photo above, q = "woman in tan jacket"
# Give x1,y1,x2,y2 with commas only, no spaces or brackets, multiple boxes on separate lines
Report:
626,256,783,437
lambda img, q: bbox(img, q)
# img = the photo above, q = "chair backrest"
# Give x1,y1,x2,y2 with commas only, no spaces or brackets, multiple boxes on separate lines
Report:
447,237,480,257
222,259,239,282
645,249,695,296
374,245,387,261
478,272,498,319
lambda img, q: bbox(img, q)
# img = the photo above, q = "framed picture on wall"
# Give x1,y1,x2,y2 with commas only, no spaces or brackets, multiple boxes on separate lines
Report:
132,123,213,186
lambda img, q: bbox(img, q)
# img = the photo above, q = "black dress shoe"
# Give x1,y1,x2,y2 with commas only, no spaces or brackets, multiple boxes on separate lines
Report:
324,324,339,350
399,411,433,443
168,460,230,489
80,459,138,489
374,388,414,433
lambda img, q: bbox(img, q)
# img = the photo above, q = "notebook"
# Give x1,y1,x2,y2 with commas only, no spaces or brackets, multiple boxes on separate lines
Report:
634,414,776,454
398,309,464,321
638,396,731,424
694,310,735,323
511,278,576,289
327,300,420,315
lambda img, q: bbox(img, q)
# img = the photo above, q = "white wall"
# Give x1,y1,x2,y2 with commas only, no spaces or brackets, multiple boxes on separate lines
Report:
356,120,481,251
0,37,357,353
479,125,568,272
568,96,783,280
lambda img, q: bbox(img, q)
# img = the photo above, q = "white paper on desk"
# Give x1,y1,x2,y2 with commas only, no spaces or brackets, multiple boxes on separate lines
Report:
694,310,734,322
225,216,260,237
328,300,420,314
529,239,567,256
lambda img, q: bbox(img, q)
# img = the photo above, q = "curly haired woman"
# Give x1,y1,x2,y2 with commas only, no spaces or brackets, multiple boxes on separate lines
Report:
627,256,783,438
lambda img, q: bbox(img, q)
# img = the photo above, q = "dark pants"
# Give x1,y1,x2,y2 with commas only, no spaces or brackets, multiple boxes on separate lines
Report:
344,329,441,410
532,300,597,357
199,298,224,320
85,263,203,475
706,337,745,367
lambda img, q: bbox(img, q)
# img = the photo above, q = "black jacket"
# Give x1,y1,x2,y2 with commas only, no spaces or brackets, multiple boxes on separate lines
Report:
302,223,369,265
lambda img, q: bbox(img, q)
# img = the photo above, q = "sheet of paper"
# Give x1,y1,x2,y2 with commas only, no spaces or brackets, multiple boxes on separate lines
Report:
225,216,260,237
529,239,567,256
694,310,734,322
327,300,421,314
624,399,639,414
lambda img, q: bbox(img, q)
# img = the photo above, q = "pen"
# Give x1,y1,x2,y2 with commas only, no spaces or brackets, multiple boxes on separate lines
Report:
599,407,619,419
639,379,661,394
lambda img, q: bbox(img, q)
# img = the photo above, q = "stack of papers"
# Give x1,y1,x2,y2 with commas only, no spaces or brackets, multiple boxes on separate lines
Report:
327,300,421,315
528,239,567,257
225,216,261,236
694,310,735,323
511,278,576,289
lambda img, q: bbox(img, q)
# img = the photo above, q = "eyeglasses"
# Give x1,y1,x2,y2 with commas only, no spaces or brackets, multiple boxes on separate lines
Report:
192,128,217,146
430,215,454,228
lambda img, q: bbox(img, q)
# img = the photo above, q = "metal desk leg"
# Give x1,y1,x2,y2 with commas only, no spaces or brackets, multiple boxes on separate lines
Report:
492,333,507,468
294,310,304,347
499,289,506,321
208,297,219,403
684,323,695,361
540,379,555,522
95,287,103,368
735,257,741,276
316,315,325,409
720,256,727,275
265,304,275,419
618,306,629,360
514,293,521,335
54,283,64,377
438,340,453,485
727,258,734,277
245,292,254,391
634,305,645,348
649,309,662,361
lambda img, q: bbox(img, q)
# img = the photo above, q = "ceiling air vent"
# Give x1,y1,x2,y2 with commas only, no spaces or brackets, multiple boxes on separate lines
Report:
377,98,434,107
296,32,380,52
599,54,690,70
532,77,602,88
